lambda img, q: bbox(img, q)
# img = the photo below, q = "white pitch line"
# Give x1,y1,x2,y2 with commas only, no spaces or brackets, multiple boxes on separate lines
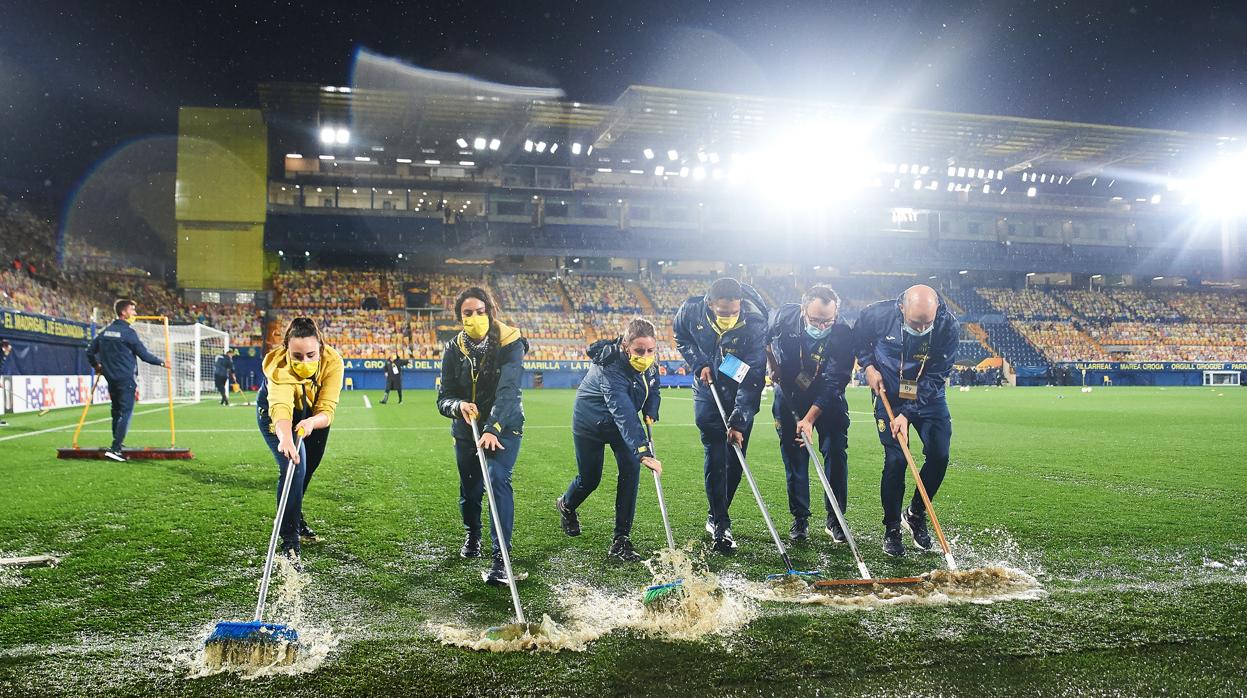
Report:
0,404,187,442
363,395,372,409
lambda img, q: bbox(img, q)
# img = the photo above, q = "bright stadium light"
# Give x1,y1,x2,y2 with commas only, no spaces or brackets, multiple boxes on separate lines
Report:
424,159,441,165
524,140,534,152
536,141,547,153
643,148,655,160
456,138,469,148
489,138,501,151
1188,150,1247,218
335,128,350,144
395,157,412,163
319,154,334,160
319,126,335,144
286,153,303,159
1151,194,1162,204
1027,187,1037,198
693,166,706,180
668,149,679,161
549,143,559,153
354,156,370,162
572,142,583,155
654,165,665,176
473,137,486,150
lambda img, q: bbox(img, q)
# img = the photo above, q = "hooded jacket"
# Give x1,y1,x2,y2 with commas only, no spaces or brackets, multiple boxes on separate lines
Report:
436,319,528,440
673,282,769,429
572,337,661,456
260,344,345,428
852,292,959,419
765,302,853,415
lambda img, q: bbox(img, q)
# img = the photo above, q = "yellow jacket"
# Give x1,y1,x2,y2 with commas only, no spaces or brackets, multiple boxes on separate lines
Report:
261,344,345,427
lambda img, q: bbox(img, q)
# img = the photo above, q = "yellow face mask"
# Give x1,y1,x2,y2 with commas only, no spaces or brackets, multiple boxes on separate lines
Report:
463,315,490,341
714,314,739,332
629,354,655,373
290,359,319,379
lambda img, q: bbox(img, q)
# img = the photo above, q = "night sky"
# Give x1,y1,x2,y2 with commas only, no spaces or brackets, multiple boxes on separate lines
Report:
2,0,1244,213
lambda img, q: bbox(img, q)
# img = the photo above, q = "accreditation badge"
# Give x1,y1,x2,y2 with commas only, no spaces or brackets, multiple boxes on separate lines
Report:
899,379,919,400
794,371,813,392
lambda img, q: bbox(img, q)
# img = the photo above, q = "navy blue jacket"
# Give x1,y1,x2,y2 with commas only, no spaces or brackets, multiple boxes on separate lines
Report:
86,319,164,384
765,303,853,416
673,283,769,429
213,353,234,379
572,338,661,456
436,320,528,440
852,292,960,419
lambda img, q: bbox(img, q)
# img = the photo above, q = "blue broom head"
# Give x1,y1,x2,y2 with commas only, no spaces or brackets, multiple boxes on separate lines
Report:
206,620,299,646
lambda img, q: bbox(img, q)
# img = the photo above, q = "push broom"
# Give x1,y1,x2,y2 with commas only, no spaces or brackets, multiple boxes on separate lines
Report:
776,391,923,590
471,418,541,641
706,374,819,583
641,420,686,605
877,390,958,571
204,431,305,668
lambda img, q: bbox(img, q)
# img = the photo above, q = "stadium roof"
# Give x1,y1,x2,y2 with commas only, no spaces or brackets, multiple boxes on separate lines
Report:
258,81,1239,178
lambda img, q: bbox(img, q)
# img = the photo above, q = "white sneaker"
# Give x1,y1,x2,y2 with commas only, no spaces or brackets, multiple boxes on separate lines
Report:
104,449,127,462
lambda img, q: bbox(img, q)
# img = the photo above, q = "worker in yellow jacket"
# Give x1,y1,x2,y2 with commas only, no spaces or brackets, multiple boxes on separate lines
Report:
257,317,344,561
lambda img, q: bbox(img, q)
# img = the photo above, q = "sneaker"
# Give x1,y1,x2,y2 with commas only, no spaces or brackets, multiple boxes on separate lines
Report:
104,449,127,462
482,552,522,586
882,526,904,557
901,506,933,551
298,517,319,542
555,496,581,537
460,531,482,558
788,518,809,541
607,535,642,563
704,515,716,537
712,524,737,555
824,516,847,543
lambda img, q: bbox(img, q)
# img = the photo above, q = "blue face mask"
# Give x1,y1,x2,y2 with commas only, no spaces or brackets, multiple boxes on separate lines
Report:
902,322,933,338
805,323,833,340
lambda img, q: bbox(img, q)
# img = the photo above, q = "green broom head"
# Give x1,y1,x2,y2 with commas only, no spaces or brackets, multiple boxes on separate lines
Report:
203,620,299,669
642,579,686,605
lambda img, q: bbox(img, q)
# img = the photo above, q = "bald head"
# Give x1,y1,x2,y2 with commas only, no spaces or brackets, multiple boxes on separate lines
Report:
901,284,939,334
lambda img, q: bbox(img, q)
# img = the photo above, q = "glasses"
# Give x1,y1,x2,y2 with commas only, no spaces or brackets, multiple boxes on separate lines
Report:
805,315,836,329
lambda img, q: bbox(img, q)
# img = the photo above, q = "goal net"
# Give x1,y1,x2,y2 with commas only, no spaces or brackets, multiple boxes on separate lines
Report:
133,319,229,405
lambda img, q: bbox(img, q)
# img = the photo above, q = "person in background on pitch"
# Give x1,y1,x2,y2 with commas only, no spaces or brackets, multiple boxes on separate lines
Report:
765,284,854,543
214,348,238,406
0,338,10,426
256,317,344,562
556,318,663,562
673,277,768,555
852,285,959,557
379,353,407,404
85,299,165,462
436,287,529,585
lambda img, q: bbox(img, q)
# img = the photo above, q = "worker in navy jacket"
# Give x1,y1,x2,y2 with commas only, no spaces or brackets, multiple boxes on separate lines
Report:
765,284,854,543
556,319,663,563
436,287,528,586
852,285,959,558
673,277,768,554
85,298,165,461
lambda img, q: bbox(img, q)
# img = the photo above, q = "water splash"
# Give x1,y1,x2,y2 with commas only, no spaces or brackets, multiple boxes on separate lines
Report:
732,565,1044,609
176,557,339,679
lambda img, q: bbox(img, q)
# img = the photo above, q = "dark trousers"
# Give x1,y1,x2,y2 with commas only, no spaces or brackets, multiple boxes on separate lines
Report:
106,378,136,451
772,385,849,521
562,429,642,539
694,393,752,529
874,398,952,526
454,433,521,555
381,382,402,403
258,409,330,549
214,375,229,404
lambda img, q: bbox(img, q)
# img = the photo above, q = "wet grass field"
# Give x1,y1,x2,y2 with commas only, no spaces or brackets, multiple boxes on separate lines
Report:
1,386,1245,696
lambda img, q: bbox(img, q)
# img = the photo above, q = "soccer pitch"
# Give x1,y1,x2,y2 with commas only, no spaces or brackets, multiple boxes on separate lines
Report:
1,386,1245,696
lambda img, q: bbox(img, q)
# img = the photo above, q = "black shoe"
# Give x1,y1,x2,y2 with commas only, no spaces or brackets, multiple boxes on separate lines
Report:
788,518,809,541
483,552,512,586
608,535,642,563
882,526,904,557
279,542,302,571
712,524,737,555
298,517,319,541
824,516,847,543
104,448,127,462
379,399,387,405
460,531,482,558
902,506,933,551
556,496,581,536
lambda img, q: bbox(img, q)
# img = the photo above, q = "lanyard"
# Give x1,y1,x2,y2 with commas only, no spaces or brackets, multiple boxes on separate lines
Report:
899,332,928,386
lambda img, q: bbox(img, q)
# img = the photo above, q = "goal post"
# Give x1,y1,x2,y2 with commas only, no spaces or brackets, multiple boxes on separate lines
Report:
130,317,229,447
